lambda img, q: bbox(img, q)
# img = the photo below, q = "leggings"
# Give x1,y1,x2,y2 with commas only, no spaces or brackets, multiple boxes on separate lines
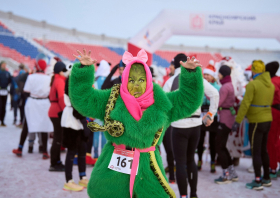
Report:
19,118,28,147
0,95,7,123
50,117,63,166
12,98,18,121
216,123,232,169
249,122,271,180
172,126,200,197
162,126,175,180
87,132,93,154
65,137,87,182
198,117,218,162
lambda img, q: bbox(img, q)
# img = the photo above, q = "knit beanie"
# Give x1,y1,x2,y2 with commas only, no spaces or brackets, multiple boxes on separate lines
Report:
35,59,47,71
266,61,279,78
251,60,265,73
54,61,67,74
119,60,126,68
219,65,231,77
174,53,187,69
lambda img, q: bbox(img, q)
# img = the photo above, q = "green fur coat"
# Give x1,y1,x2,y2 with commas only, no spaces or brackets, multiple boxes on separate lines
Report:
69,63,204,198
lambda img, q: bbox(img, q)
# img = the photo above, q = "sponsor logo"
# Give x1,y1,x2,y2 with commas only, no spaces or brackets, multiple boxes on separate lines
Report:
190,14,204,30
110,165,114,169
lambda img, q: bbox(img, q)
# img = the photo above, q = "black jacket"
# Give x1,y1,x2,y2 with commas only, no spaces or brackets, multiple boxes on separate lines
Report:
101,65,122,89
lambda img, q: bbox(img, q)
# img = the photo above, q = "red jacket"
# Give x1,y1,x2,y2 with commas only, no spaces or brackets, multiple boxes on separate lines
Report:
271,76,280,105
48,74,66,118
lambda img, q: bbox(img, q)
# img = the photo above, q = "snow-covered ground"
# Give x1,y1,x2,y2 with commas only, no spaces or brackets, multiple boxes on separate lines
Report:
1,106,280,198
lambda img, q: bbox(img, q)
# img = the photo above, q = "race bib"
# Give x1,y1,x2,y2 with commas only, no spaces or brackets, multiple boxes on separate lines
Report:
108,148,138,175
0,89,8,96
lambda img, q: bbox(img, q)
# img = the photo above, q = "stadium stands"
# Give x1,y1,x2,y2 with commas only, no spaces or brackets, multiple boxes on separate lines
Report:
0,43,35,67
0,35,40,59
0,21,13,34
34,39,123,66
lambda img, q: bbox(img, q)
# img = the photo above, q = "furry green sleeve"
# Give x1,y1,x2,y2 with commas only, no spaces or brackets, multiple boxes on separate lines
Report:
69,62,111,120
167,66,204,123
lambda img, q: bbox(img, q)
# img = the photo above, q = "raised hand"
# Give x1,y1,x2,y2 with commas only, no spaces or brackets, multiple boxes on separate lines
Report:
73,48,97,66
180,56,202,70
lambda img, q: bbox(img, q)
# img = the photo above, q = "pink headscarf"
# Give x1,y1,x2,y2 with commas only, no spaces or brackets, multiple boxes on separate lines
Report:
120,49,154,121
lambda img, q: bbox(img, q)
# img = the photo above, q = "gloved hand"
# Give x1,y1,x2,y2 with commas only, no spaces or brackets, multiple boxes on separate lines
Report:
232,122,240,133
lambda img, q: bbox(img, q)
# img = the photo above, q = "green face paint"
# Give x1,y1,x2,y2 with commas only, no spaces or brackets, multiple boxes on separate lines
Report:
127,64,147,98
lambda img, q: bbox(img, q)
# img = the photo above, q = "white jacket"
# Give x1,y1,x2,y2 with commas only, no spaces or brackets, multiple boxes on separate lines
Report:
163,68,219,128
61,94,84,130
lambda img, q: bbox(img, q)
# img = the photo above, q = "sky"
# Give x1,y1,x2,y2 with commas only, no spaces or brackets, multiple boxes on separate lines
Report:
1,0,280,50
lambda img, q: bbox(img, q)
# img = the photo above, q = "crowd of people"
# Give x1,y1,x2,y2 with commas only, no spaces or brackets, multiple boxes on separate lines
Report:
0,49,280,198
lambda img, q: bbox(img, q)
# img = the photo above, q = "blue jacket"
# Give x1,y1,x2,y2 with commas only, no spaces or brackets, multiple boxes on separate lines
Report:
0,69,12,89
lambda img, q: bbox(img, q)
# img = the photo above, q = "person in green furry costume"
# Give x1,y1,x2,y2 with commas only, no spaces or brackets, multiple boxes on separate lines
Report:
69,48,204,198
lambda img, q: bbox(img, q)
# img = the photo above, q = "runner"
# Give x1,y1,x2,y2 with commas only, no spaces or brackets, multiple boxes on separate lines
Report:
164,54,219,198
69,48,203,198
197,63,220,173
49,61,67,171
214,65,238,184
12,60,53,158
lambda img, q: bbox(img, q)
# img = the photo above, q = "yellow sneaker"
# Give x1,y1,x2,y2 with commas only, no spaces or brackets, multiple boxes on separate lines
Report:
63,180,84,192
78,176,89,188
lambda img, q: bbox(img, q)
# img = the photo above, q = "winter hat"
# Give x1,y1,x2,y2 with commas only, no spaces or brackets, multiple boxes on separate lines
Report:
203,61,216,77
251,60,265,74
119,60,126,68
266,61,279,78
54,61,67,74
219,65,231,77
35,59,47,71
174,53,187,69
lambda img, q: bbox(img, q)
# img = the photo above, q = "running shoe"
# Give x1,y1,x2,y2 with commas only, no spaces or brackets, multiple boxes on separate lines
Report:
169,179,176,184
1,123,6,127
262,179,272,187
12,149,22,157
42,153,50,160
277,169,280,177
16,123,23,128
49,163,65,172
63,180,84,192
229,165,238,182
214,176,232,184
210,163,216,173
86,154,97,165
78,176,89,188
269,173,277,180
246,180,263,190
197,160,202,171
